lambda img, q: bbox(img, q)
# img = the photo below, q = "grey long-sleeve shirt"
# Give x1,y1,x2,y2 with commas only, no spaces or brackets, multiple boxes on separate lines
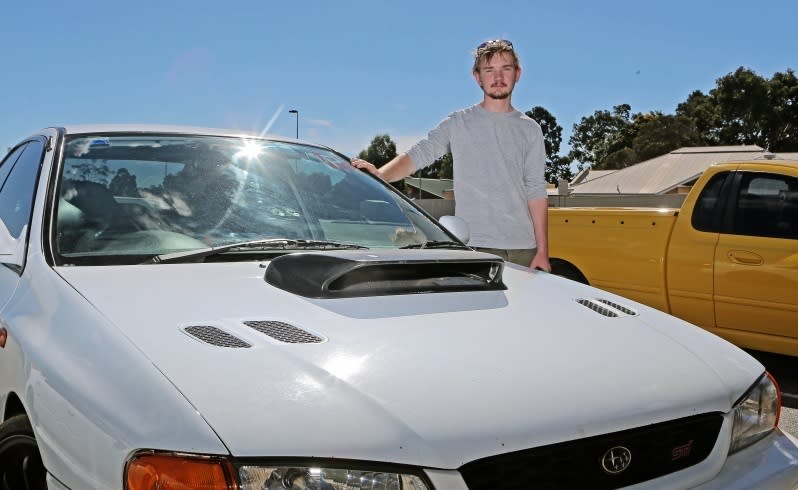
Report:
406,104,547,249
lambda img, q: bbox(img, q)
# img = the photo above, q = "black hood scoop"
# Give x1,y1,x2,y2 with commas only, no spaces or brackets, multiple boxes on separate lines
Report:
264,249,507,298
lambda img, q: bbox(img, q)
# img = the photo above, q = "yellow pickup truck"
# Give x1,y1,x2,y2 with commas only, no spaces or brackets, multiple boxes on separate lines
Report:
549,159,798,356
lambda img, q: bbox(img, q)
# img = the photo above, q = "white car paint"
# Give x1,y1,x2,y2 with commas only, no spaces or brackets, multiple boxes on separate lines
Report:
55,262,759,467
1,125,797,489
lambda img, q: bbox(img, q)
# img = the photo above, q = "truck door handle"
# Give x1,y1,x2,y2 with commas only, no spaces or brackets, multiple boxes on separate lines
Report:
726,250,764,266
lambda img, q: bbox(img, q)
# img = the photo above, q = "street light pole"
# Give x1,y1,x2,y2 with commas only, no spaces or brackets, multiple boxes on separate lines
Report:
288,109,299,139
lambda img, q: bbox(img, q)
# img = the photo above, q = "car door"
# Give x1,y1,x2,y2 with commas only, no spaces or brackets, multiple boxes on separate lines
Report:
714,168,798,354
0,139,47,309
666,170,731,330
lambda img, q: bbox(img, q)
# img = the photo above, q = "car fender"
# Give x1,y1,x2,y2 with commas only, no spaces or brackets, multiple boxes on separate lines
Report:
0,255,228,489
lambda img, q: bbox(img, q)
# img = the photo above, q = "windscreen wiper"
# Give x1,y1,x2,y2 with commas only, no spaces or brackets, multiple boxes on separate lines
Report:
142,238,368,264
398,240,470,250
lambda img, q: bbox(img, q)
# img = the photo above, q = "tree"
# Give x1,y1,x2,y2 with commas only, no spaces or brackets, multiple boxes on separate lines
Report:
525,106,573,183
72,160,111,184
569,108,702,170
598,111,652,169
766,69,798,151
677,67,798,151
109,168,139,197
357,134,397,168
568,104,634,169
418,153,453,180
358,134,402,190
565,66,797,172
712,67,770,146
631,114,700,161
676,90,719,144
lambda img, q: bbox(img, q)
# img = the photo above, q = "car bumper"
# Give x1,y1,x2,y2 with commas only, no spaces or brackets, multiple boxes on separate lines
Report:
692,428,798,490
47,431,798,490
421,429,798,490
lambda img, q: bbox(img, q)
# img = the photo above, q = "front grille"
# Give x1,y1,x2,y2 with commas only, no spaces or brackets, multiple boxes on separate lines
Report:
459,412,723,490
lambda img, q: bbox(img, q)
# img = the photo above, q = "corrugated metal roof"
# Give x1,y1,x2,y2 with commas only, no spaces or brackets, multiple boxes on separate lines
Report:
578,169,616,183
572,146,772,194
404,177,453,198
671,145,764,154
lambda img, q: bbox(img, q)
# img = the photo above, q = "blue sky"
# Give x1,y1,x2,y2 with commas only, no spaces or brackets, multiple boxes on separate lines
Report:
2,1,795,159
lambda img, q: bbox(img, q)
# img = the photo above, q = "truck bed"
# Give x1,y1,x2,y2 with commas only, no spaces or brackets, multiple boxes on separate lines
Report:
549,207,680,311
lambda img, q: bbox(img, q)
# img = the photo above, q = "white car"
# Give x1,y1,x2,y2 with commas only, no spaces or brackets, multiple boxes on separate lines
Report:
0,125,797,490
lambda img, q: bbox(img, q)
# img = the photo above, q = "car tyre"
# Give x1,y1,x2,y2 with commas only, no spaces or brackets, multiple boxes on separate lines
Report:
0,414,47,490
550,259,588,284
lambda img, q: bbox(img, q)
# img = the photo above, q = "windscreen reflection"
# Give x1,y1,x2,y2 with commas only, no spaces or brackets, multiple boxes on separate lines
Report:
55,135,450,265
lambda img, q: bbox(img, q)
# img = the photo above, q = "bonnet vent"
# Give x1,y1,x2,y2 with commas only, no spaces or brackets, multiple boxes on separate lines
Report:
244,320,324,344
264,249,506,299
183,325,251,348
594,298,638,316
576,298,638,318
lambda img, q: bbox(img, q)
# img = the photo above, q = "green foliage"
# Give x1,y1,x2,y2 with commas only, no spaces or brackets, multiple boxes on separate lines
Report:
568,104,634,169
572,66,798,169
357,134,397,168
418,152,453,179
525,106,573,183
632,115,700,162
595,113,701,169
713,67,770,145
675,91,719,144
766,69,798,151
676,67,798,152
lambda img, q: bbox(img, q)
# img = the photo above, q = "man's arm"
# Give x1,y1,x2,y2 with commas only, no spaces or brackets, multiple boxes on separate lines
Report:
351,153,415,182
528,197,551,272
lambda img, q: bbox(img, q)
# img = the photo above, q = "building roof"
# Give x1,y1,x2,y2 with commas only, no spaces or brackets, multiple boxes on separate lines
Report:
404,177,453,198
570,145,782,194
570,168,617,185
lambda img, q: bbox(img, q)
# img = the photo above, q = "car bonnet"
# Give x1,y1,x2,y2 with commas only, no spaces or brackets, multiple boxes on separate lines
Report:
56,259,762,469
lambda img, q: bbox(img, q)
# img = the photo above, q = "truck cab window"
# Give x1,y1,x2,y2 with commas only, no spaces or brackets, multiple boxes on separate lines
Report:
692,172,729,232
732,173,798,239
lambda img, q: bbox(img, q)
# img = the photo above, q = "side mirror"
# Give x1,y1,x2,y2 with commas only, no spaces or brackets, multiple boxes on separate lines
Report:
438,215,470,244
0,222,26,269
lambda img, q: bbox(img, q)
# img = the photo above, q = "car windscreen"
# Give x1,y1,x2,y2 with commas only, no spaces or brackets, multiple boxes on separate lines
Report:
53,134,452,265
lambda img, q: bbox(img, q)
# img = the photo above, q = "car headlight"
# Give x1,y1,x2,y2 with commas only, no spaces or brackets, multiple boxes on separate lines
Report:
126,451,432,489
729,372,781,454
238,464,431,489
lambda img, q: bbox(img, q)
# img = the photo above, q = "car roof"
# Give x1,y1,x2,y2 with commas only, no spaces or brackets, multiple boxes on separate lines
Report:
717,158,798,169
42,124,330,151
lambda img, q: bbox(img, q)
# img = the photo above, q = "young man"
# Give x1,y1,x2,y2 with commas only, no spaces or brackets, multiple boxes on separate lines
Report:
351,39,550,271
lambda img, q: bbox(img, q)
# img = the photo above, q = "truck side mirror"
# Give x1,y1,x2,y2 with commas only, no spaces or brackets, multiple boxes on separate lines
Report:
438,215,470,244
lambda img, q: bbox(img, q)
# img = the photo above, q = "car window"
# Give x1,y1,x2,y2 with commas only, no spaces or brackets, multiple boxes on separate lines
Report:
0,144,28,193
55,135,452,265
692,172,729,232
731,172,798,239
0,140,45,239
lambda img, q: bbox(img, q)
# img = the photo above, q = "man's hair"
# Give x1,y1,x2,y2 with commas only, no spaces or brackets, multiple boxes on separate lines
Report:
472,40,519,74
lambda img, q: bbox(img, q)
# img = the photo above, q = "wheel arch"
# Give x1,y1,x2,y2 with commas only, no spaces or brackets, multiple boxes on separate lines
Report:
2,392,26,422
550,258,589,284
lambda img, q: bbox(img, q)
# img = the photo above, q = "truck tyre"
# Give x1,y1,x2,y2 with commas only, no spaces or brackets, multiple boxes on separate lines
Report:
551,259,588,284
0,414,47,490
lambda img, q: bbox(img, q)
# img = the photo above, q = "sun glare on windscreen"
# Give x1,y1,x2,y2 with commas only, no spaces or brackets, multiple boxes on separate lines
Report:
234,140,263,160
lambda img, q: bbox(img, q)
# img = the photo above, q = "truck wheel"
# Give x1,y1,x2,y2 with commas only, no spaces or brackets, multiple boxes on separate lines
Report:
0,414,47,490
550,260,588,284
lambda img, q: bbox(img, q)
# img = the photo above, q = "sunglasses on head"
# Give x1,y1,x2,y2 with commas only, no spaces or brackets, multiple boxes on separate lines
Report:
476,39,513,50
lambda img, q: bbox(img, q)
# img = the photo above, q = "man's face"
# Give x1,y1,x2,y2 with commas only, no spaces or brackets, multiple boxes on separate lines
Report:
473,52,521,100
